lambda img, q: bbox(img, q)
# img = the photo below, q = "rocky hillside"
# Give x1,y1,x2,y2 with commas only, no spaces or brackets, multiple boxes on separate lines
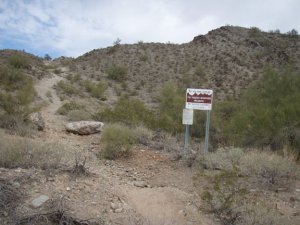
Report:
0,49,46,79
55,26,300,105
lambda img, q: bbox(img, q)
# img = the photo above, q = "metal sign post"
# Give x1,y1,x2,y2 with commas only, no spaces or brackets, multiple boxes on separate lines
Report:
204,110,211,153
184,124,189,155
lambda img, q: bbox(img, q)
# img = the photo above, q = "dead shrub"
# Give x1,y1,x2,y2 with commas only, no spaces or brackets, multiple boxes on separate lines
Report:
70,151,90,177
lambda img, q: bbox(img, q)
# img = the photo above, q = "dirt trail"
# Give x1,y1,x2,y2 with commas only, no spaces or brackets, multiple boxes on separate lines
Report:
35,72,65,131
30,62,214,225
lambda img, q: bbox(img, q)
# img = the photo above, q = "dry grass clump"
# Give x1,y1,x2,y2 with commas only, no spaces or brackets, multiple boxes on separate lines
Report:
56,101,83,115
198,148,299,188
198,148,244,170
67,109,92,121
0,134,64,169
239,151,299,187
0,178,21,218
133,125,154,146
235,204,298,225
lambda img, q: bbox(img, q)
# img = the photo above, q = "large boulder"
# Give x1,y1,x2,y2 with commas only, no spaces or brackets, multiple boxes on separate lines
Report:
28,112,45,131
65,121,104,135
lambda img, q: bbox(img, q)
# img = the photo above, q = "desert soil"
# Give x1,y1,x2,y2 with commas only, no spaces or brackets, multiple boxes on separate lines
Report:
0,64,215,225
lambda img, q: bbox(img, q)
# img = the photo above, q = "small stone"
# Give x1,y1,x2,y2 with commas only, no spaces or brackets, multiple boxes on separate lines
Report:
295,189,300,192
114,208,123,213
133,181,147,188
13,182,21,188
66,187,71,191
110,202,118,210
31,195,49,208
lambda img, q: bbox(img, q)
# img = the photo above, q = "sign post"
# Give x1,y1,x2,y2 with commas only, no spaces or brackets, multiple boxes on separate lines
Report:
185,88,213,153
182,109,193,155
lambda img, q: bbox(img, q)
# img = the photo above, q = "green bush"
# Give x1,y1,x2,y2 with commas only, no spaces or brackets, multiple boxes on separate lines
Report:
55,80,79,96
106,65,127,81
0,65,30,91
0,65,36,134
56,101,82,115
157,82,185,134
82,80,107,99
8,54,30,69
215,66,300,154
100,124,136,159
94,96,156,128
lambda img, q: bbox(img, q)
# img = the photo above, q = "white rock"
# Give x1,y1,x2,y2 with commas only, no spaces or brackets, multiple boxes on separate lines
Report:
133,181,147,188
31,195,49,208
114,208,123,213
65,121,104,135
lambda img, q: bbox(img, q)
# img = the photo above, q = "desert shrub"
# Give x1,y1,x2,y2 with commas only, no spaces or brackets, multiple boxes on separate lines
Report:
0,65,36,134
94,96,156,128
106,65,127,81
0,65,30,91
199,169,247,225
67,109,92,121
215,67,300,155
82,80,107,99
287,28,298,37
248,26,261,37
100,124,136,159
55,80,79,96
133,125,154,146
236,204,298,225
0,134,63,169
239,151,299,187
198,148,299,188
54,68,62,74
196,148,300,225
8,53,30,69
157,82,185,134
198,148,244,170
56,101,82,115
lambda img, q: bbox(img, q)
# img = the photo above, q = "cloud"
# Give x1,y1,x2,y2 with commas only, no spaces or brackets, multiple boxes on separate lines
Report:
0,0,299,57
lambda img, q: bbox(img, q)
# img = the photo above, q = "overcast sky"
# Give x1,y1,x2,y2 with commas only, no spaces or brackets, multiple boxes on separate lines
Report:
0,0,299,58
